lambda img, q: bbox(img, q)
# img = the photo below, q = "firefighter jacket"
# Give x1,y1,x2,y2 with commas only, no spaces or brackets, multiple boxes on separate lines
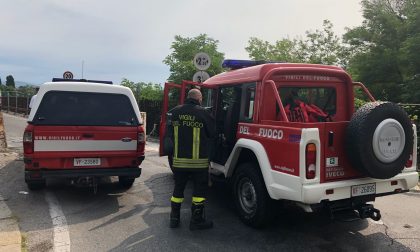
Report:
167,98,216,171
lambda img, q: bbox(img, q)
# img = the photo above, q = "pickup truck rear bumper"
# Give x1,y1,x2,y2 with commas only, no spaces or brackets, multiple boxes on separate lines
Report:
25,167,141,181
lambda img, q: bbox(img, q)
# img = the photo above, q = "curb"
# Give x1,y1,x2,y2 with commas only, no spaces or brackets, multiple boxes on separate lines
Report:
0,148,22,252
0,196,21,252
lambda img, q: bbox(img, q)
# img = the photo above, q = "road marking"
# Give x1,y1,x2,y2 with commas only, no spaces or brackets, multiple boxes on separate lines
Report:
127,235,154,248
45,191,70,252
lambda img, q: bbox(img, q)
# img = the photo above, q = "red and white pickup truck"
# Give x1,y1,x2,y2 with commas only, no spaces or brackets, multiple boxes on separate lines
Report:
23,78,145,191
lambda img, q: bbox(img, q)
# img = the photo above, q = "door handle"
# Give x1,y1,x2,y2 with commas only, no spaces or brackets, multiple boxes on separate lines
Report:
328,131,334,147
83,133,94,138
121,137,132,142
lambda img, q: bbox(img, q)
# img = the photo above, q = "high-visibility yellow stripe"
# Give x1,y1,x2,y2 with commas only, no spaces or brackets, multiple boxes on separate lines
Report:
174,125,178,158
173,157,209,162
195,128,200,159
192,197,206,204
173,158,209,164
173,164,209,169
171,196,184,203
192,127,197,159
173,163,209,167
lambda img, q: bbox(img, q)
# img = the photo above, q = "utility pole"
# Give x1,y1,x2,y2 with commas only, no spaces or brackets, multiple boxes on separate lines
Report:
82,60,84,79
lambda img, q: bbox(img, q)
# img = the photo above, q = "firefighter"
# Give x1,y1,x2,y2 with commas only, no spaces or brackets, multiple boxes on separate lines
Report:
167,88,216,230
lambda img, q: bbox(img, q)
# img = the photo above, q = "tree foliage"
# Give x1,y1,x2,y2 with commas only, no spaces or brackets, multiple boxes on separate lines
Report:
344,0,420,102
17,85,38,97
245,20,348,66
163,34,225,84
120,78,163,101
5,75,15,88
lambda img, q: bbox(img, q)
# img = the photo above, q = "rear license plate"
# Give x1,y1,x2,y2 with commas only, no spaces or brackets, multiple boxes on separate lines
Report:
351,183,376,197
74,158,101,167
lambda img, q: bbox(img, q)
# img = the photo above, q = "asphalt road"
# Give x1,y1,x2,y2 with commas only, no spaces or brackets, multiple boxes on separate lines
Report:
1,112,420,252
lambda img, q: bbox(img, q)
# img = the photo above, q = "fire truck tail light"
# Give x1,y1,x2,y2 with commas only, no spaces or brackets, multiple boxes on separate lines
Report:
306,143,317,179
326,189,334,195
23,131,34,154
405,154,413,168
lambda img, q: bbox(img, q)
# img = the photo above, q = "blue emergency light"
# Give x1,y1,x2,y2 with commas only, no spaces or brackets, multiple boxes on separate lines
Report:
52,78,113,84
222,59,268,69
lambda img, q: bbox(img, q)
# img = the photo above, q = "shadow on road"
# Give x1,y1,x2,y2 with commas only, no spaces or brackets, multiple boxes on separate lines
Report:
109,173,413,252
0,158,415,251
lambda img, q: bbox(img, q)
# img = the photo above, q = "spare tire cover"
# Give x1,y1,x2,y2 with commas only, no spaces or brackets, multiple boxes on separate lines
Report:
346,102,413,179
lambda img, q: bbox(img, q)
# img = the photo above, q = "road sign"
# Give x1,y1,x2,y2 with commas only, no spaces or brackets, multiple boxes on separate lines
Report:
193,71,210,83
63,71,74,79
193,52,211,71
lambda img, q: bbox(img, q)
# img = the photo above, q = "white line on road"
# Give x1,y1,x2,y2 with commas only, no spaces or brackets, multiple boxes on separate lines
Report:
45,191,71,252
127,235,154,248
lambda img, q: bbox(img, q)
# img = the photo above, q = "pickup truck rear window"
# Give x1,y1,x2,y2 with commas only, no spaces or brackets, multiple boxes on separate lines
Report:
32,91,139,126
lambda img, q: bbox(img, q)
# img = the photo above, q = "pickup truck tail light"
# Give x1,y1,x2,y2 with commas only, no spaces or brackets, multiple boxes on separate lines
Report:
306,143,316,179
23,130,34,154
137,126,145,152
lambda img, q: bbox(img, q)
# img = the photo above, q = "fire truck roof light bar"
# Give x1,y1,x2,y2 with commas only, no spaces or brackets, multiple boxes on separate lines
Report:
52,78,113,84
222,59,283,70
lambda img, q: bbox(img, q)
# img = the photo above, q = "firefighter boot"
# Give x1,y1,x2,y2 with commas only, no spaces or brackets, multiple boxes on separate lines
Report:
189,203,213,230
170,202,181,228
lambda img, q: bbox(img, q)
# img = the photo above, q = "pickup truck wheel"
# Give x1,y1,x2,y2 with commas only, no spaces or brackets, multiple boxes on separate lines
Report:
26,180,46,190
118,176,135,188
232,163,272,228
346,102,413,179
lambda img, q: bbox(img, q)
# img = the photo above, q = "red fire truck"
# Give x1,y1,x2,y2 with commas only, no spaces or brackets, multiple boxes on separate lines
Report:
160,60,418,227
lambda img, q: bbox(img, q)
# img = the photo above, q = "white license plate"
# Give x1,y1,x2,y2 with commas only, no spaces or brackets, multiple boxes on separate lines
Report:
74,158,101,167
351,183,376,197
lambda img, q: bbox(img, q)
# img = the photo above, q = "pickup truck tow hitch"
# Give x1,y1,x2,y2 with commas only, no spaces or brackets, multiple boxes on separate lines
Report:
72,176,99,194
357,204,381,221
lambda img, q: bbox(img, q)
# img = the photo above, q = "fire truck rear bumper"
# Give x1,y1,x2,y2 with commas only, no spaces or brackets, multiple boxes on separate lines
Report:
300,171,419,205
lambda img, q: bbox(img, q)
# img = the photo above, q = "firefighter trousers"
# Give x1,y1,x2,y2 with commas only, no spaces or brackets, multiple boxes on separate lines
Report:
171,170,208,204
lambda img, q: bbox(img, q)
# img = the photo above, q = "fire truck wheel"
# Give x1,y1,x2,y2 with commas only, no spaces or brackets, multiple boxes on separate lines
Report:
26,179,46,190
118,176,135,188
232,162,273,228
346,101,413,179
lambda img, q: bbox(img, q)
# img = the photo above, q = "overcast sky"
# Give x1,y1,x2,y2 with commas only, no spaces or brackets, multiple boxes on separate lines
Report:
0,0,364,85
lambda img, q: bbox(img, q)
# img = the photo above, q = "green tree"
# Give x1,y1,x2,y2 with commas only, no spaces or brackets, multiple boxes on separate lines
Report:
6,75,15,88
120,78,163,101
245,20,347,66
17,85,38,97
163,34,225,84
246,37,304,62
0,76,2,85
300,20,349,66
344,0,420,102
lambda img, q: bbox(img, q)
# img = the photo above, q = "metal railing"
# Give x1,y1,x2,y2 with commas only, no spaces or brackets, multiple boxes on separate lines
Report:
0,91,31,115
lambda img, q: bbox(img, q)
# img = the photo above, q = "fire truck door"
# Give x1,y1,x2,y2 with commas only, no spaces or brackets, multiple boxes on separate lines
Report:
159,83,182,156
214,85,243,164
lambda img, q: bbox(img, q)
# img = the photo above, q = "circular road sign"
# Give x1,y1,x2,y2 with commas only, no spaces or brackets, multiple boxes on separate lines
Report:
193,71,210,83
193,52,211,71
63,71,74,79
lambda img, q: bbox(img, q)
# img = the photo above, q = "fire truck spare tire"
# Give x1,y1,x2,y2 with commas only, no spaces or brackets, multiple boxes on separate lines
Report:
346,101,413,179
232,162,273,228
